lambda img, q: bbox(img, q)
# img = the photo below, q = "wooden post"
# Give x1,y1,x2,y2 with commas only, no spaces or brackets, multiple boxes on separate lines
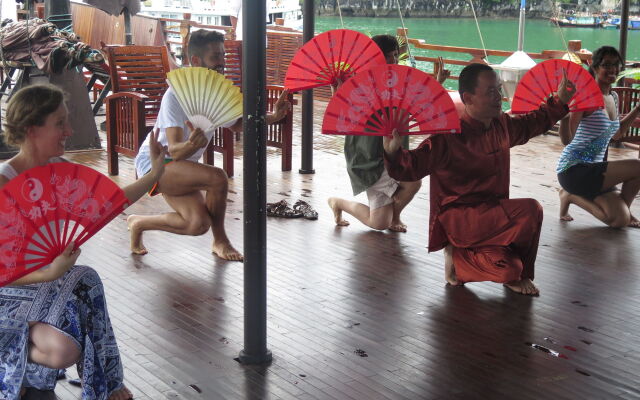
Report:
619,0,630,74
567,40,582,52
180,13,192,65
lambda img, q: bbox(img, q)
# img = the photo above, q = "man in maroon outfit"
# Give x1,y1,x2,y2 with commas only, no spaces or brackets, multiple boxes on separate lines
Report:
383,63,575,295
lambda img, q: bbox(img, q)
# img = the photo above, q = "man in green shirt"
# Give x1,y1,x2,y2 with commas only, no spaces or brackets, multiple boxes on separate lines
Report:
328,35,448,232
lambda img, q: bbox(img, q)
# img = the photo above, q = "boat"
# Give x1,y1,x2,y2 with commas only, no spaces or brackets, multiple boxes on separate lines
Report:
138,0,302,60
549,15,604,28
606,16,640,30
139,0,302,30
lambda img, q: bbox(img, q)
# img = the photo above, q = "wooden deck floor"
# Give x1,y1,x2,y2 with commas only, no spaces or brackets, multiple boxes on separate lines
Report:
17,103,640,399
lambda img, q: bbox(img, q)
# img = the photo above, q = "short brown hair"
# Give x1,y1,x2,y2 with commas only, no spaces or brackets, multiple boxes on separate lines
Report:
188,29,225,60
3,84,65,146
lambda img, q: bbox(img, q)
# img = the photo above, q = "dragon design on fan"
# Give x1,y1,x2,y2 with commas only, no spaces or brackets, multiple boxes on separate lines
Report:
0,204,26,273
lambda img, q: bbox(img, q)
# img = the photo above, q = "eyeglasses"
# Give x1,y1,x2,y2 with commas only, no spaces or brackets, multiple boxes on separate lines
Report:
599,63,621,69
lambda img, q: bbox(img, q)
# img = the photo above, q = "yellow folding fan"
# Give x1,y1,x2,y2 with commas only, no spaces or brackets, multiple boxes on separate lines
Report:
166,67,243,132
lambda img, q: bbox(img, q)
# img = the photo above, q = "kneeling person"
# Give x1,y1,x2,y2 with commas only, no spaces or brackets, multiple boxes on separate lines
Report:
129,29,289,261
383,64,575,295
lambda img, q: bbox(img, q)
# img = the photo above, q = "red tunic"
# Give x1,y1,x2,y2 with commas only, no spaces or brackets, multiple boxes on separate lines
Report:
384,97,567,280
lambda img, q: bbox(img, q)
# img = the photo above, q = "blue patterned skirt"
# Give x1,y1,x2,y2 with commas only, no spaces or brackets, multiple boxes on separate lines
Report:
0,265,124,399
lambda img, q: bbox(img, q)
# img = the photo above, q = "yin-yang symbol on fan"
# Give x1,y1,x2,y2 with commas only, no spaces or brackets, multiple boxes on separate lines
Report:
21,178,44,202
384,69,399,88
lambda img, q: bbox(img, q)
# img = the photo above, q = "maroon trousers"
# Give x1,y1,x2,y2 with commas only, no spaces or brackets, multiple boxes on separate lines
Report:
451,198,543,283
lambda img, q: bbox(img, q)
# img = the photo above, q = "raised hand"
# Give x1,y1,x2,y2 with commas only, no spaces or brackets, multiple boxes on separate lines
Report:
435,56,451,84
383,128,403,159
148,129,168,180
557,68,576,105
330,77,344,96
186,120,208,149
271,89,291,122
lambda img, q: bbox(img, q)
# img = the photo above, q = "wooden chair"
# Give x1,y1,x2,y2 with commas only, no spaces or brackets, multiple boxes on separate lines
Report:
612,86,640,157
105,45,170,175
266,85,295,172
223,40,242,88
203,85,295,177
203,40,295,177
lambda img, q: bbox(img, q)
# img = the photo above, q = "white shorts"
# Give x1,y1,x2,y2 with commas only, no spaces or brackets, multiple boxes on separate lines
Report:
366,169,399,210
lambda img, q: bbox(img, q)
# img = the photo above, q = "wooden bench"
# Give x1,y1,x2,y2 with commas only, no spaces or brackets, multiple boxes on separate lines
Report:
612,86,640,157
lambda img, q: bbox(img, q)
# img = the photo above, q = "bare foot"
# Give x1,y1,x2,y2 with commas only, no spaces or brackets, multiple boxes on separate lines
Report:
629,215,640,228
444,245,462,286
558,189,574,221
127,215,148,255
504,278,539,296
388,220,407,232
327,197,349,226
20,388,26,399
108,385,133,400
212,241,244,261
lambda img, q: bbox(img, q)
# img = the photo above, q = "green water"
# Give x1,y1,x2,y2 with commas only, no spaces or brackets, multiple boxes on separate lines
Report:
316,16,640,56
316,16,640,89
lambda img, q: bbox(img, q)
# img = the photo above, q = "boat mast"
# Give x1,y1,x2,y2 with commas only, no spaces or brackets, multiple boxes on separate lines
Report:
517,0,525,51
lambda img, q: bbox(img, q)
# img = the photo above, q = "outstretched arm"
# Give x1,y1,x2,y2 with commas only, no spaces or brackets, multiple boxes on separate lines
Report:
383,129,439,181
228,89,292,133
122,129,167,203
508,69,575,146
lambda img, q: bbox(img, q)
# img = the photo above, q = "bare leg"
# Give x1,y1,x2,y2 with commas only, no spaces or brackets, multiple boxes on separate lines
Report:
129,162,242,261
327,197,393,230
444,245,461,286
558,188,608,222
328,197,350,226
127,215,148,255
558,188,575,221
389,180,421,232
602,159,640,227
28,322,80,369
504,279,539,296
202,175,242,260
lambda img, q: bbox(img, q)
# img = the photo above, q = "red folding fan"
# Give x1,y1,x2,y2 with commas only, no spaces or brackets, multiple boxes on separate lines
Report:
0,163,129,286
322,64,461,136
284,29,387,92
511,59,604,114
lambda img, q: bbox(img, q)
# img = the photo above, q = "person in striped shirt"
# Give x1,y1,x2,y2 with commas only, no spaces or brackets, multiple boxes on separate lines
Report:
557,46,640,227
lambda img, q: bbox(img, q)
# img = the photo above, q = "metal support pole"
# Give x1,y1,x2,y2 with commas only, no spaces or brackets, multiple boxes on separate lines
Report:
517,0,525,52
238,0,271,365
44,0,71,30
619,0,630,73
300,0,315,174
123,7,133,45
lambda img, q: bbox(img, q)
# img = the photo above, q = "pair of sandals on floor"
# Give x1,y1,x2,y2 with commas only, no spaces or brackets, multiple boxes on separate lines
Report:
267,199,318,220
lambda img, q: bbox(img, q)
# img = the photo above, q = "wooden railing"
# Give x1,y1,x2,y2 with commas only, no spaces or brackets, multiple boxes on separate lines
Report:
396,27,594,84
